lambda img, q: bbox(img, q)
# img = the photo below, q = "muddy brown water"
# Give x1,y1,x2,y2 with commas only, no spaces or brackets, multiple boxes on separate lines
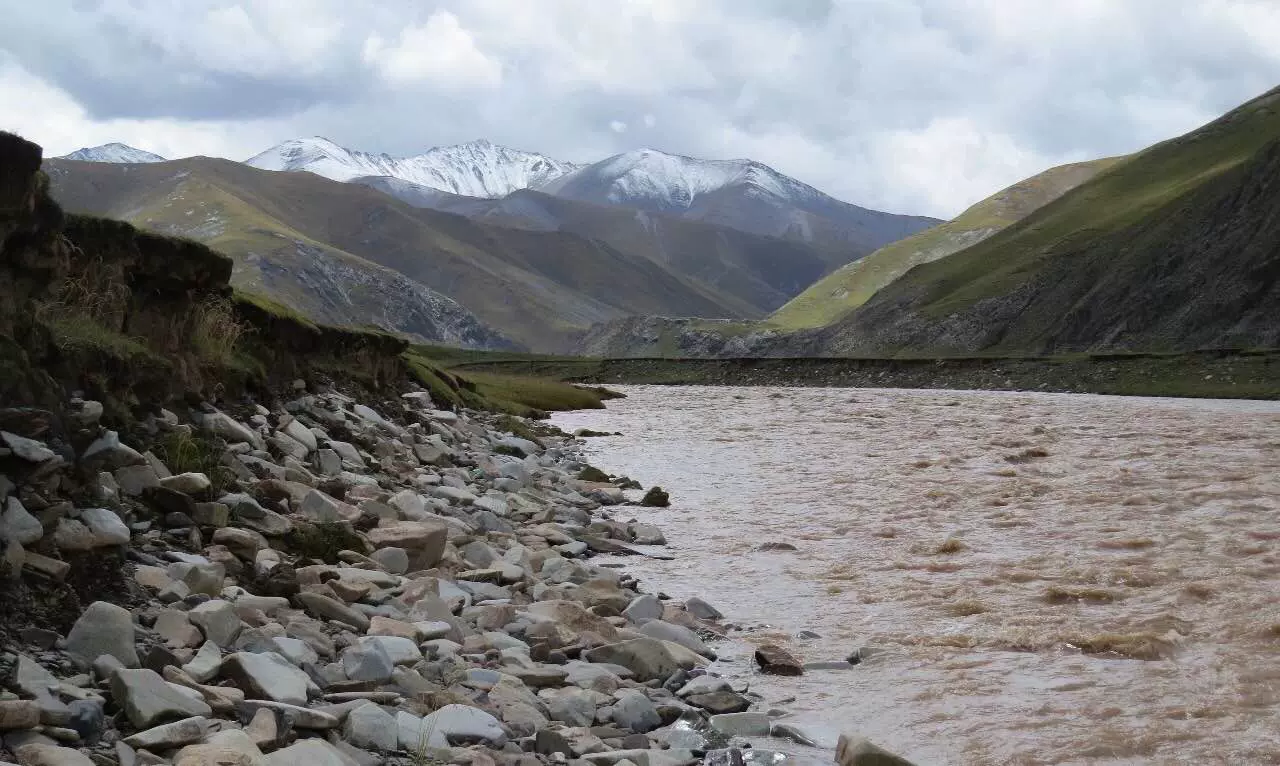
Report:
550,386,1280,766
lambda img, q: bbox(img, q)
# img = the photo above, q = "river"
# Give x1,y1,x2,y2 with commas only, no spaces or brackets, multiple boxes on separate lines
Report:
550,386,1280,766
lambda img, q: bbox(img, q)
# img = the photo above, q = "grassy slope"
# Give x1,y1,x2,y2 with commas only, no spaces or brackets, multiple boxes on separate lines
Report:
879,87,1280,320
769,157,1122,329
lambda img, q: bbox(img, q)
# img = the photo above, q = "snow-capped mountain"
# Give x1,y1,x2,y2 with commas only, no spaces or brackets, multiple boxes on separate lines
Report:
243,137,937,253
245,137,580,199
537,148,829,213
539,148,940,250
59,143,166,164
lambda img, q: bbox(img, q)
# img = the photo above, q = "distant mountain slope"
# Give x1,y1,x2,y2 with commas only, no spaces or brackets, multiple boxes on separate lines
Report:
822,85,1280,355
44,159,514,350
769,156,1122,329
246,137,580,198
538,148,939,252
358,178,847,313
58,143,166,163
44,158,751,351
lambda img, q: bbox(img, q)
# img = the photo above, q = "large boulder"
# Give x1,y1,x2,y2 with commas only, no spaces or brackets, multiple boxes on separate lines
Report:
582,638,705,682
111,669,213,728
220,652,312,706
343,702,398,752
835,735,918,766
65,601,139,668
366,521,447,571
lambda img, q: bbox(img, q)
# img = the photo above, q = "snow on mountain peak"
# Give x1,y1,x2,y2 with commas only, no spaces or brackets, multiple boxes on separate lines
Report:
539,147,826,213
246,137,580,198
59,143,167,164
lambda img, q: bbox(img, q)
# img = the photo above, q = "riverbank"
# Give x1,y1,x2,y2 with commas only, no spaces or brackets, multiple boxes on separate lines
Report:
425,347,1280,400
0,379,891,766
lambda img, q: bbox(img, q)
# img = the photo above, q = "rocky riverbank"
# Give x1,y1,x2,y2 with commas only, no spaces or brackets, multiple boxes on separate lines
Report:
0,383,910,766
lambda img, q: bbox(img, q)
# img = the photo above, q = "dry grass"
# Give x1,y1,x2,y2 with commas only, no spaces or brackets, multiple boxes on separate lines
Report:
934,537,968,555
191,298,249,365
1044,585,1122,604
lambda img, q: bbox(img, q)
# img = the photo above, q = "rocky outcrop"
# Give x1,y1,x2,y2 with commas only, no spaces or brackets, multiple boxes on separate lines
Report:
0,131,412,416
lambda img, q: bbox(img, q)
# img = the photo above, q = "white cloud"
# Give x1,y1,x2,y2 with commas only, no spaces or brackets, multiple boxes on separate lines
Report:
363,11,502,89
1,0,1276,217
609,120,628,133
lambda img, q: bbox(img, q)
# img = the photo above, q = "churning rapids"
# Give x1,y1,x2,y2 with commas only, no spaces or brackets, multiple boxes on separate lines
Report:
551,386,1280,766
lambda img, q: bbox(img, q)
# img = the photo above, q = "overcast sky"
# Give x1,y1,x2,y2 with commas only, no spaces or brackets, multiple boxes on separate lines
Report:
2,0,1277,218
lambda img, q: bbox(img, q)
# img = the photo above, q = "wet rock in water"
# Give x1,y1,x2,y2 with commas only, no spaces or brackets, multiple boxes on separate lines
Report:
770,721,817,746
622,594,664,623
686,690,751,714
756,541,797,552
754,644,804,676
640,486,670,507
637,620,716,659
685,596,723,620
709,712,771,738
65,600,139,668
835,734,918,766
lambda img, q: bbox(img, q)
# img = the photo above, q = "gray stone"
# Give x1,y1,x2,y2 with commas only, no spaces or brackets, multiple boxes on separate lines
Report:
770,722,818,746
611,690,661,733
187,600,242,648
159,473,212,495
13,744,95,766
0,699,40,730
183,641,222,683
342,702,398,751
622,594,663,623
299,490,342,522
637,620,715,658
368,547,408,574
66,601,138,668
418,704,507,747
81,431,145,471
1,432,55,462
582,638,703,682
835,735,918,766
111,669,212,728
282,419,318,452
296,591,370,631
220,652,312,705
78,508,131,546
359,636,421,665
266,738,360,766
123,716,210,749
113,464,161,496
341,640,394,683
684,597,723,620
315,449,342,477
200,412,262,448
1,497,43,545
545,689,596,727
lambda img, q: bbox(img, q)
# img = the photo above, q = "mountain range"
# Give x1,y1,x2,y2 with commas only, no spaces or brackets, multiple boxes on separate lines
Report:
49,137,939,351
581,85,1280,357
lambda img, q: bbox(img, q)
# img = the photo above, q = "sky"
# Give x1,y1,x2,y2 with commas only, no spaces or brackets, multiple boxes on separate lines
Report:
2,0,1277,218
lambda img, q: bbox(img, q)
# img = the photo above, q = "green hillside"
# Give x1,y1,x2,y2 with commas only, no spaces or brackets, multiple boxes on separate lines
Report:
769,156,1121,329
827,85,1280,354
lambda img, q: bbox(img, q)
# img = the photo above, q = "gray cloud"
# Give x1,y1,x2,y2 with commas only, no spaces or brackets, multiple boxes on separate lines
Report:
2,0,1278,217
